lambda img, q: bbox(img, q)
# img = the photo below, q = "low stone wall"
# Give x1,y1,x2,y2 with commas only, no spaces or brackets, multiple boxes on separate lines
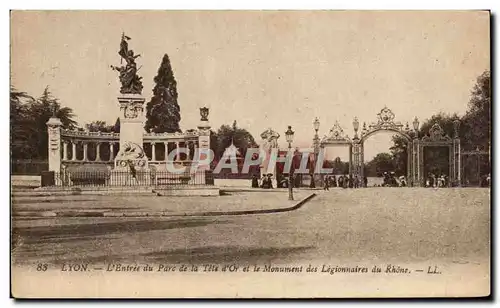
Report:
11,175,41,188
214,179,252,187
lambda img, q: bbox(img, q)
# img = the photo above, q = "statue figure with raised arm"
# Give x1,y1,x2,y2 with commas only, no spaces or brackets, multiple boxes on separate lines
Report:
110,33,144,94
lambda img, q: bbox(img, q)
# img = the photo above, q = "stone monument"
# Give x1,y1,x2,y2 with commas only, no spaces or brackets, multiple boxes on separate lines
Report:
110,33,148,172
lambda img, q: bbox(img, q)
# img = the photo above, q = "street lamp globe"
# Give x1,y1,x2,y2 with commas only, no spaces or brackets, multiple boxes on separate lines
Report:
353,117,359,131
285,125,295,144
413,117,419,131
313,117,320,132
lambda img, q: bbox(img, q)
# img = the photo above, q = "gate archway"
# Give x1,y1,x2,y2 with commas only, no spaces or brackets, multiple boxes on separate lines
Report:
352,107,416,186
319,121,353,182
416,121,461,186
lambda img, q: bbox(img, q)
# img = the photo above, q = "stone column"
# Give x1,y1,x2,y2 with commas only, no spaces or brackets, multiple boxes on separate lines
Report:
163,142,172,161
96,142,101,161
186,141,191,160
46,117,62,172
109,142,115,161
63,141,68,161
83,142,88,161
72,141,77,161
197,108,212,184
175,141,180,161
151,142,156,161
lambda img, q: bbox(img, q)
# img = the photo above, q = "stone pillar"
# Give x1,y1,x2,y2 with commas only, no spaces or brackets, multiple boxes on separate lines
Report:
164,142,169,160
46,117,63,172
109,142,115,161
96,142,101,161
351,141,361,178
63,141,68,161
186,141,191,160
197,108,212,183
115,93,147,169
83,142,88,161
175,142,180,161
414,139,421,187
151,142,156,161
72,141,77,161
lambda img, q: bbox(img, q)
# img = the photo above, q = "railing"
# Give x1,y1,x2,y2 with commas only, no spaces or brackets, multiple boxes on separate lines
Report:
51,170,214,188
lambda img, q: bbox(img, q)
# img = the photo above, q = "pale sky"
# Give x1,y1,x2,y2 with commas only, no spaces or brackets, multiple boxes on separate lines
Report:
11,11,489,160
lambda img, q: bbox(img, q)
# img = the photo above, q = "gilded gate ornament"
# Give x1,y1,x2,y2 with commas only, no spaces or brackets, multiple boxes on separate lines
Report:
321,121,351,143
421,123,451,142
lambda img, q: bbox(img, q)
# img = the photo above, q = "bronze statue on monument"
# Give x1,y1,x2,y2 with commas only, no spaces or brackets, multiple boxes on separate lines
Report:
110,33,144,94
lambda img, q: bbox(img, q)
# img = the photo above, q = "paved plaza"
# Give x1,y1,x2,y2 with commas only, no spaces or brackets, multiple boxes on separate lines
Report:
12,188,489,266
11,187,490,297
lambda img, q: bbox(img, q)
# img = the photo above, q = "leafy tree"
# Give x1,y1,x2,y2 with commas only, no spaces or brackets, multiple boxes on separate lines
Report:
364,152,394,177
144,54,181,133
211,121,258,162
85,120,115,133
10,87,35,159
10,86,77,160
462,70,490,151
387,70,490,180
113,117,121,133
389,135,408,176
325,157,350,175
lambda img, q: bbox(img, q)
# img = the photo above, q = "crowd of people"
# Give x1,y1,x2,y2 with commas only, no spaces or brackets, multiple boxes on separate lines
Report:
251,171,491,189
424,173,449,188
380,172,407,187
322,174,368,190
251,173,275,189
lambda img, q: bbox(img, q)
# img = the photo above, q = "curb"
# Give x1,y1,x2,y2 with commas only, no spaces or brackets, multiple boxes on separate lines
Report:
13,193,316,218
220,188,324,193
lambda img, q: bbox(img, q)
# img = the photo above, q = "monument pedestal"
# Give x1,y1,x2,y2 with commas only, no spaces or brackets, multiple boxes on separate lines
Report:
110,93,154,185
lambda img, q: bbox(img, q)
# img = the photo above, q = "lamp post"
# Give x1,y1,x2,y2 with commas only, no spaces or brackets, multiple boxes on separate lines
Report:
311,117,320,188
353,117,359,140
412,117,420,186
285,125,295,200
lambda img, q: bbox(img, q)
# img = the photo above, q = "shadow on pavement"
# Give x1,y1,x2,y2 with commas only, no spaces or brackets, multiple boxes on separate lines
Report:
140,245,315,264
13,218,227,245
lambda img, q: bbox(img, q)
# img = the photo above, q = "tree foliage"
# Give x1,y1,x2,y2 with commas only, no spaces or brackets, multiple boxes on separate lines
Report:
85,120,115,133
387,70,490,178
364,153,395,177
113,117,121,133
323,157,350,175
462,70,490,151
210,121,259,162
144,54,181,133
11,86,77,160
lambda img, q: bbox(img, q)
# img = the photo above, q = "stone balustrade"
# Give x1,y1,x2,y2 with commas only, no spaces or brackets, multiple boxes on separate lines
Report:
59,137,201,166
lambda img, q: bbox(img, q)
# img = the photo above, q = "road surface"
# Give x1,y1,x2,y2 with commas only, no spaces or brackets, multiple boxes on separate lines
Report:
11,188,490,297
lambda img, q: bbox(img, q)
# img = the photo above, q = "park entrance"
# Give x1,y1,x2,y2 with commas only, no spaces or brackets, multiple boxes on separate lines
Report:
313,107,462,187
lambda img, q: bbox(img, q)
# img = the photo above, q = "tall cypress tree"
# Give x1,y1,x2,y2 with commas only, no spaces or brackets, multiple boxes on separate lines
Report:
145,54,181,133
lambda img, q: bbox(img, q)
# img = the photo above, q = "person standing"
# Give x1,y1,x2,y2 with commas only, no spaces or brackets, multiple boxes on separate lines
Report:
267,174,274,189
127,160,139,185
251,174,259,188
323,176,330,191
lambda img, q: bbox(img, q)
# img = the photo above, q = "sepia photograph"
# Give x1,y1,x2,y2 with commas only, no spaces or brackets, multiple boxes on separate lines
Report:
10,10,490,298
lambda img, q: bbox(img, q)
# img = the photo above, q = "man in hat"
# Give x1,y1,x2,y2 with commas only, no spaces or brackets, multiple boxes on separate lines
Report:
127,160,139,185
267,173,274,189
